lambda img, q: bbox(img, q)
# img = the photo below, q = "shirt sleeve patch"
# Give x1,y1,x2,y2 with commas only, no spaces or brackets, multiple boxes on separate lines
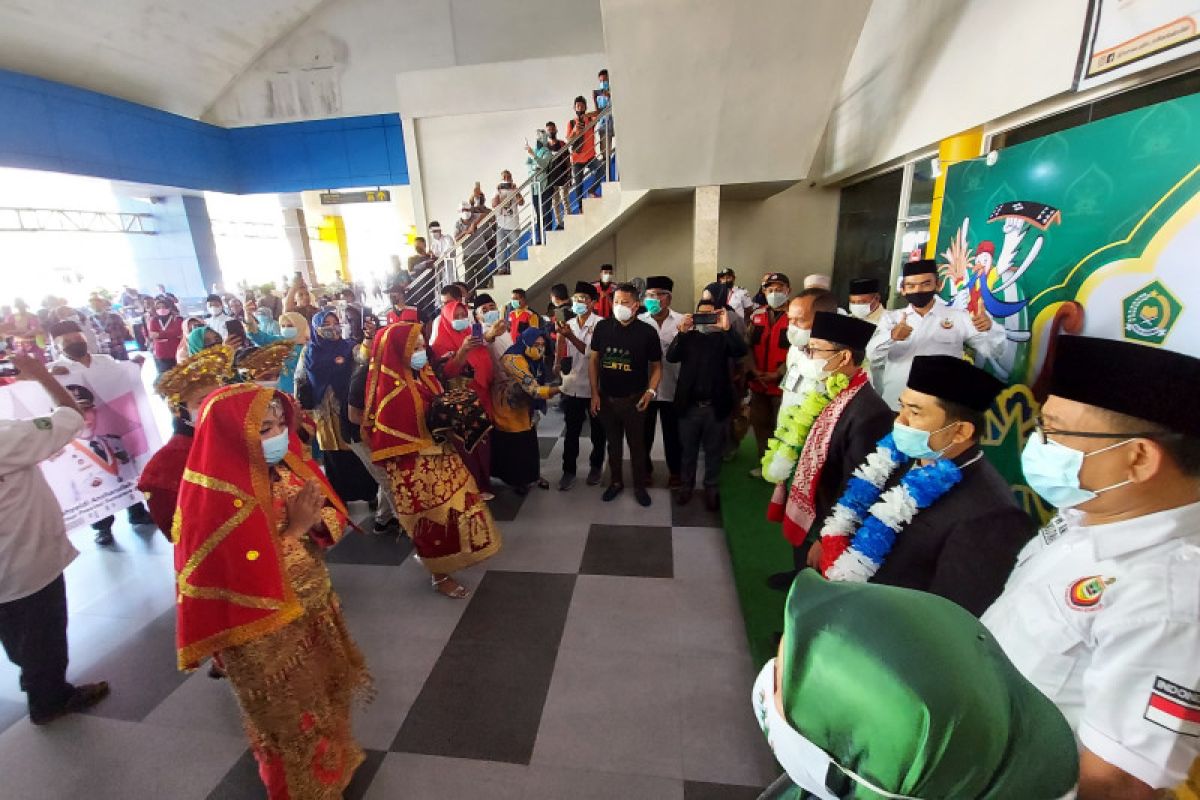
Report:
1145,676,1200,737
33,418,52,430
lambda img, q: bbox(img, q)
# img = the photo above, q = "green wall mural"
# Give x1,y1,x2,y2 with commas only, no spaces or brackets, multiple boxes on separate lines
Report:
935,91,1200,518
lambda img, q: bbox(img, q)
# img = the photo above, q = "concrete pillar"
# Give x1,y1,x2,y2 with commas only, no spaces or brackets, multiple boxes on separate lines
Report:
120,193,220,300
282,207,316,285
692,185,721,304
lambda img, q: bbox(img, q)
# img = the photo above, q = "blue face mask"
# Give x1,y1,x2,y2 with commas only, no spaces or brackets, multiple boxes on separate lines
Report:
510,299,522,310
261,431,289,465
643,298,662,315
892,421,957,461
279,326,297,340
451,318,470,332
1021,436,1134,509
410,349,429,371
482,309,501,326
571,301,588,316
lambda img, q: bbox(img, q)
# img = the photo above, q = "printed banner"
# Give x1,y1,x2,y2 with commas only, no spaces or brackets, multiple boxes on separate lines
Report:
1079,0,1200,90
0,358,162,529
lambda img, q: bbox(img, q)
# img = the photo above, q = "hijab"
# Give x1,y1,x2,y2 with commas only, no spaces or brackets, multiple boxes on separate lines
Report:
253,305,280,336
432,300,494,391
187,325,213,356
303,309,355,404
362,322,442,461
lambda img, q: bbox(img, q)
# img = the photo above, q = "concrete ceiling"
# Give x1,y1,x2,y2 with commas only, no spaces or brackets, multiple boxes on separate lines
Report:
0,0,330,118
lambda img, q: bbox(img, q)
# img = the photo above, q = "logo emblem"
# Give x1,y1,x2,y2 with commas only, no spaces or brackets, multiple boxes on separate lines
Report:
1067,575,1114,610
1145,676,1200,737
940,318,954,329
1123,279,1182,346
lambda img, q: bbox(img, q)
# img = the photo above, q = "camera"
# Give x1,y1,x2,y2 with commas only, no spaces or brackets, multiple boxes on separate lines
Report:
692,312,719,325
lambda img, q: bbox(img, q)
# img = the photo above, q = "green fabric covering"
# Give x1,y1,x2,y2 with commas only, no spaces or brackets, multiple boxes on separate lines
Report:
772,572,1078,799
187,326,211,356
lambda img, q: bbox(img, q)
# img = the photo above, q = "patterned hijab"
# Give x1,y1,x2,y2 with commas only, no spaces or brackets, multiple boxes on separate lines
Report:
172,384,348,671
362,321,442,461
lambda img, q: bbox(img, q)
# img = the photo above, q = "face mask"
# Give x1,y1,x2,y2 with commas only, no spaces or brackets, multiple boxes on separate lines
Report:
849,303,874,319
797,350,838,381
526,346,543,360
209,306,223,316
156,308,171,317
482,309,501,326
766,291,788,309
571,302,589,316
613,305,634,322
451,318,471,332
1021,436,1135,509
410,349,429,371
752,660,918,800
600,274,612,284
460,211,471,221
63,341,89,360
643,298,662,315
510,299,522,310
893,420,957,461
904,290,936,309
261,430,289,465
280,326,297,340
786,326,811,348
317,328,338,340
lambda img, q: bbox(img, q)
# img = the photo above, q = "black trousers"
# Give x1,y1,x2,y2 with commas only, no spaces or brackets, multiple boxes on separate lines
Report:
561,393,606,476
678,403,727,488
92,502,150,532
0,575,73,718
642,399,682,477
154,357,177,374
600,394,648,489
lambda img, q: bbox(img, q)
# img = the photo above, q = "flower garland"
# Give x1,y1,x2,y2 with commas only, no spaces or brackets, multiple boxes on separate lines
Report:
819,433,965,582
760,372,851,483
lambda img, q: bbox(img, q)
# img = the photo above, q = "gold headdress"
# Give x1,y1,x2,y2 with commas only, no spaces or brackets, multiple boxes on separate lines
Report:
234,341,296,382
155,345,235,405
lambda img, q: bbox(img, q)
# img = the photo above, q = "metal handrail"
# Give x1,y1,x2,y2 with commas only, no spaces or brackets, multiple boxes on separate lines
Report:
403,104,615,311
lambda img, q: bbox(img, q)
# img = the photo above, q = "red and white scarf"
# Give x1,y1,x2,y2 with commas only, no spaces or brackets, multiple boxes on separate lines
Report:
773,370,870,546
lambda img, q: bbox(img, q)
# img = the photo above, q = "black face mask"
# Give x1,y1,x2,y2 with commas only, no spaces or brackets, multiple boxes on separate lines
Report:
63,341,89,360
904,290,937,308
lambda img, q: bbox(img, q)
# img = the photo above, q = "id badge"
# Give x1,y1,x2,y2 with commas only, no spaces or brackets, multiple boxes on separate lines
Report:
782,363,802,393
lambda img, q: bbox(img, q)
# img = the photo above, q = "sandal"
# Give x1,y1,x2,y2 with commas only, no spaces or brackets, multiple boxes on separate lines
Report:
432,575,470,600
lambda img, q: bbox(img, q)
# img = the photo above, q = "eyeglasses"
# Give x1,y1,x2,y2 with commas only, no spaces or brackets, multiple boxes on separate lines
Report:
801,345,843,358
1032,415,1175,446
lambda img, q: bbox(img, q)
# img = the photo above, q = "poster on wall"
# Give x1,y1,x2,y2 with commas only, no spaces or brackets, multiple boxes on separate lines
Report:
1078,0,1200,90
934,88,1200,518
0,361,160,529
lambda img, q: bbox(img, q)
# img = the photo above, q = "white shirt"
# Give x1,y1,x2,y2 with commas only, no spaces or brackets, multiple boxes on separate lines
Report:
638,309,684,402
561,313,602,398
495,188,520,230
983,504,1200,788
778,344,823,412
0,406,83,603
429,233,455,259
727,286,755,317
864,300,1005,409
206,311,233,340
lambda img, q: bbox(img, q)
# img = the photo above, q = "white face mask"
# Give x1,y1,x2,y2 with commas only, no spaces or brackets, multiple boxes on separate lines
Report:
600,274,612,284
613,304,634,322
786,326,811,348
849,302,874,319
766,291,788,309
797,349,839,381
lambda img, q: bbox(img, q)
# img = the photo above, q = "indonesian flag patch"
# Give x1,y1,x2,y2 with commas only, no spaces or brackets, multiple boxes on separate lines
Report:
1145,677,1200,737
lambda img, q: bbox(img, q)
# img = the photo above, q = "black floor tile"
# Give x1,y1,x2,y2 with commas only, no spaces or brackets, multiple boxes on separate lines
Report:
670,492,724,527
685,780,769,800
485,488,526,522
391,572,576,764
78,608,188,722
208,748,386,800
579,524,674,579
325,522,414,566
538,436,559,459
345,749,387,800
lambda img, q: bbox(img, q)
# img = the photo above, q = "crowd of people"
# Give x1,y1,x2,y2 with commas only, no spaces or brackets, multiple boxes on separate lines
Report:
399,68,615,296
2,251,1199,798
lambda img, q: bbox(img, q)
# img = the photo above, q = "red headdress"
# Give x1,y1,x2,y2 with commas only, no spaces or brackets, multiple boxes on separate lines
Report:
362,321,443,461
172,384,348,671
431,300,494,415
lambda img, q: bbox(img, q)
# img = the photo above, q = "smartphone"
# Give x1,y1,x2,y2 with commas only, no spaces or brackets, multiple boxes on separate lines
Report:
0,360,17,378
225,320,246,341
553,305,575,325
692,312,719,325
471,322,483,340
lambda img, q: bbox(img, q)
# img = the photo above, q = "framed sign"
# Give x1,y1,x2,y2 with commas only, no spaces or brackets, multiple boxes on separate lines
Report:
1078,0,1200,90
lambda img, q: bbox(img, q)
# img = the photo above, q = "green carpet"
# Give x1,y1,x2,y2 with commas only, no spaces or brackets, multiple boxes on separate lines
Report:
720,435,795,669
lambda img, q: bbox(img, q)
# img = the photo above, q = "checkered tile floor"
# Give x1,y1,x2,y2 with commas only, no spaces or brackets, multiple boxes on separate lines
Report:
0,405,776,799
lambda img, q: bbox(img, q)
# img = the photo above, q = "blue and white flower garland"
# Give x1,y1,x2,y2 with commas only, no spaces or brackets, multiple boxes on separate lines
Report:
819,433,965,582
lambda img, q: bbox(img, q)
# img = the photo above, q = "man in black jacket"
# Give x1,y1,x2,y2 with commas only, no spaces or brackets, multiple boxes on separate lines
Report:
667,300,747,510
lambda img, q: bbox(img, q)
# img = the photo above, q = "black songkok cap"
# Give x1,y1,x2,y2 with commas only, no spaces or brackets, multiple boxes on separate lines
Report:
645,276,674,292
1049,335,1200,438
473,293,495,307
907,355,1005,412
573,281,599,300
849,277,880,294
810,311,875,350
902,259,938,278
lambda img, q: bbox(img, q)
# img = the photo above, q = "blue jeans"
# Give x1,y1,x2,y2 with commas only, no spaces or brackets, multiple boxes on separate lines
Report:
496,226,520,274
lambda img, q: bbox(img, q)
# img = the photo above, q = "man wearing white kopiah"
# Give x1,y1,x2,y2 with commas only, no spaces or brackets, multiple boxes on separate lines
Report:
865,259,1005,409
983,335,1200,798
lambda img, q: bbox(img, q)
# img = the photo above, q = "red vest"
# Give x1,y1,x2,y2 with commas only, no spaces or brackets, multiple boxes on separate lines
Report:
508,308,538,335
593,282,615,318
749,307,790,396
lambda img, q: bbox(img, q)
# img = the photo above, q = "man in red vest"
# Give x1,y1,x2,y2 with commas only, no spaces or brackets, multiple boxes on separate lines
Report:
746,272,792,476
592,264,616,318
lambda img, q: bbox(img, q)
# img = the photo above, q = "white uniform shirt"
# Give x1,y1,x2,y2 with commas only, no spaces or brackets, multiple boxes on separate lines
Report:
560,313,601,399
727,286,755,317
983,504,1200,788
206,311,233,340
864,300,1005,409
778,344,823,413
0,406,83,603
638,309,684,402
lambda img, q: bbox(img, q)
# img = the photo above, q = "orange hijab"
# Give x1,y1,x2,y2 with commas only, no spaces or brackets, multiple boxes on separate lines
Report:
362,321,443,461
172,384,348,671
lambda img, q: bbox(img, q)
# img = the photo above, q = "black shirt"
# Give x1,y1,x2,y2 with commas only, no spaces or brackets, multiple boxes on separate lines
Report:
666,328,747,418
590,317,662,399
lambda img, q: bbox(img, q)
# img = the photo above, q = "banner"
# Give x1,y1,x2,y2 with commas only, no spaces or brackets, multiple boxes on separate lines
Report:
1078,0,1200,90
934,89,1200,518
0,358,162,529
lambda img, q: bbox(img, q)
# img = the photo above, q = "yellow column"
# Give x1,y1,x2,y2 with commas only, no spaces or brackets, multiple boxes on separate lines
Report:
925,127,983,258
316,215,351,283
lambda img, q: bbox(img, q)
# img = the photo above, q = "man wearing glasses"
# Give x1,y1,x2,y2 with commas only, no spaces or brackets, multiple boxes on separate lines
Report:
866,259,1004,409
983,335,1200,799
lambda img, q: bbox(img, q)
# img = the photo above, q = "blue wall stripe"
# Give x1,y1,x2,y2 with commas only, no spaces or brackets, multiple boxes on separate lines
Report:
0,69,408,194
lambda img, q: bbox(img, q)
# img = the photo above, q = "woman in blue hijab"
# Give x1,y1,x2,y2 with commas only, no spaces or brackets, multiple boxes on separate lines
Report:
296,310,379,502
490,326,559,493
